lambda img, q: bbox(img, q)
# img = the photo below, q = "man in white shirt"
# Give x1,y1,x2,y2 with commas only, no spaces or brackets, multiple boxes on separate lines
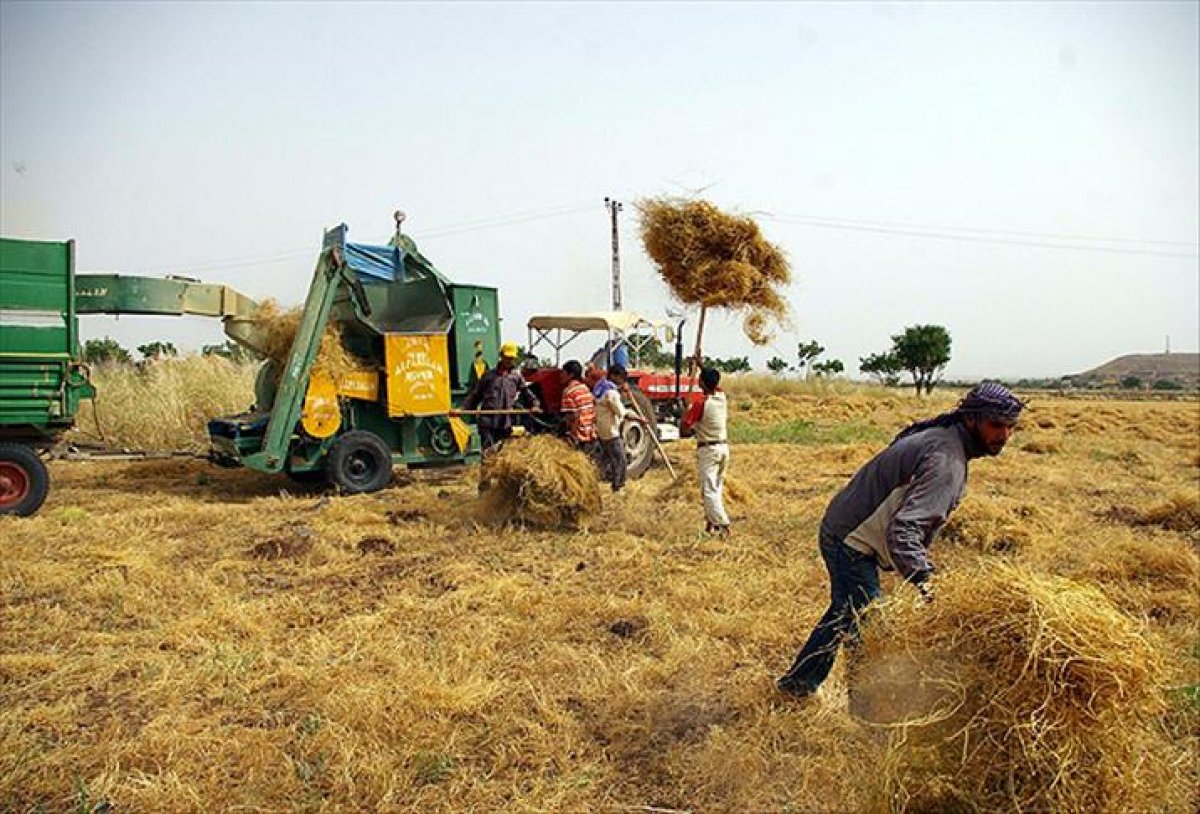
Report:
680,367,730,535
593,364,646,491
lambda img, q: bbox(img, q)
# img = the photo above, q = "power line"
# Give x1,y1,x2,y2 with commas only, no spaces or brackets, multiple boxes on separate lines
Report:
763,214,1199,259
771,211,1197,248
137,202,599,274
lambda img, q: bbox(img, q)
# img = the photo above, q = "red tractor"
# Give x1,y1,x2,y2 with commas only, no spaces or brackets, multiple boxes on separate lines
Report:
518,312,700,478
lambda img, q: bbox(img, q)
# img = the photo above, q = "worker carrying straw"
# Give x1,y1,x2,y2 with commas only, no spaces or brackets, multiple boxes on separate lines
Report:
776,381,1025,700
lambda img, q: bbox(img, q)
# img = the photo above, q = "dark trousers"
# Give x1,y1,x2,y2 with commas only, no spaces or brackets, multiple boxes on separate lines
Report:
599,437,627,490
480,426,513,453
778,531,882,694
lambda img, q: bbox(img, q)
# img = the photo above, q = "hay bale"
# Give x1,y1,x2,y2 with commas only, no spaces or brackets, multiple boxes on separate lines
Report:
637,197,791,344
851,564,1188,813
475,435,601,528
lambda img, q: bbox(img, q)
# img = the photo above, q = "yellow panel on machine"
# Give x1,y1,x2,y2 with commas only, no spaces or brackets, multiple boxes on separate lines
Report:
384,333,451,417
300,368,380,439
300,370,341,438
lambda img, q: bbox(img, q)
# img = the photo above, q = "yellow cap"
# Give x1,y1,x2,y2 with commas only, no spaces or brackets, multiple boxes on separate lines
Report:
500,341,519,358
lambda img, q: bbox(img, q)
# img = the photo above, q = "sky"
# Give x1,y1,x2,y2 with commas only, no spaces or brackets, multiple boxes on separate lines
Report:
2,1,1197,380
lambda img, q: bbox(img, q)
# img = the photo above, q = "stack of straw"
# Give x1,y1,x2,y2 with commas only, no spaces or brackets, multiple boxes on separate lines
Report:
475,435,602,529
254,299,358,381
851,563,1187,813
637,197,790,344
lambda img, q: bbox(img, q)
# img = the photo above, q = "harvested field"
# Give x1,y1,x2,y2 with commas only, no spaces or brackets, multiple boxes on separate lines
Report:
3,378,1197,812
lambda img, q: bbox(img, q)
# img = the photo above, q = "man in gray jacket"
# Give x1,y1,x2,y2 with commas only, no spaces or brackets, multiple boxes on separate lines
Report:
776,382,1025,699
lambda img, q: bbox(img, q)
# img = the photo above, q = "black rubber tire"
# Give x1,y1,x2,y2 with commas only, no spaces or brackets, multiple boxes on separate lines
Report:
326,430,394,494
0,443,50,517
622,385,658,480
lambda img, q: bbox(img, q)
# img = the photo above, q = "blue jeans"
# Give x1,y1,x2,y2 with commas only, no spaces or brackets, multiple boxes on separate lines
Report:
778,530,882,693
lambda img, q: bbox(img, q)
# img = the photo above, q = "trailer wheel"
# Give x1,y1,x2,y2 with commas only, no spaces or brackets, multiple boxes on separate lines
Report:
327,430,394,494
0,443,50,517
623,385,658,480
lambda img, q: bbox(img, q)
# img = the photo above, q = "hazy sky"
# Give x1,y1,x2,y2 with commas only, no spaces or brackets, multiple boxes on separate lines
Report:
2,1,1197,379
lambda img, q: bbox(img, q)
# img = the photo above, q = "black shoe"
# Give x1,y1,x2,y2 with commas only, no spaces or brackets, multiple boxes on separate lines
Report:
776,676,814,700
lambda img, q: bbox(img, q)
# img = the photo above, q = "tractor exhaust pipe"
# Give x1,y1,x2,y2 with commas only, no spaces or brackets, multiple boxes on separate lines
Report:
674,319,686,405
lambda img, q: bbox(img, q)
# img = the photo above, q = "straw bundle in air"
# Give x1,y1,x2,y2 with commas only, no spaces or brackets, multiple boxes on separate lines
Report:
637,197,791,345
850,563,1187,814
253,298,357,381
475,435,602,529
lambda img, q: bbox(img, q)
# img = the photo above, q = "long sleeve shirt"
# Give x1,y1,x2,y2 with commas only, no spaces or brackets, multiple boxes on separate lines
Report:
463,368,538,431
822,422,985,581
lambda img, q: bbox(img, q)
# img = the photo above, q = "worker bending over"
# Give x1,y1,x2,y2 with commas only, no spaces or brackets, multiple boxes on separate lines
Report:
776,381,1025,700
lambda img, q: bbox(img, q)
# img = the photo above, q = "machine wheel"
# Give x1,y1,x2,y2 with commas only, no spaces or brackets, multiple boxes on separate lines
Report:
0,443,50,517
622,385,658,480
327,430,394,494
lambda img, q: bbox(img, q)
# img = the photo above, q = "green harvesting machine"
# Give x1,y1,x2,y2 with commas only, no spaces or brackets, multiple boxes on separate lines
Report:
0,213,502,516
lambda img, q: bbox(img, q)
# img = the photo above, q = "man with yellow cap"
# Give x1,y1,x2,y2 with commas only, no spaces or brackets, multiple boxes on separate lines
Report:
463,341,540,452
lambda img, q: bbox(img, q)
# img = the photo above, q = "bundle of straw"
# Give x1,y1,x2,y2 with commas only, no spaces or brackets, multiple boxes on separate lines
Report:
475,435,602,529
253,299,357,381
851,564,1187,813
637,197,790,346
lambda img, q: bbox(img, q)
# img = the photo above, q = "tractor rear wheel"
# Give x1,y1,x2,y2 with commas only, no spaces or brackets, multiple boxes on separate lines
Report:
0,443,50,517
327,430,394,494
623,385,658,479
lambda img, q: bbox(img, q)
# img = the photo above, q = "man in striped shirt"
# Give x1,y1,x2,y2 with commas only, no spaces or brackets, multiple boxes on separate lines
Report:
560,360,598,454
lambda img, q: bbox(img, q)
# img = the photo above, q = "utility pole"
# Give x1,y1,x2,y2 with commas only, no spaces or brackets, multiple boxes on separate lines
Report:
604,197,623,310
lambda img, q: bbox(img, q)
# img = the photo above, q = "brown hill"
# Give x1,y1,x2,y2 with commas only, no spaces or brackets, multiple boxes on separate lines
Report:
1071,353,1200,388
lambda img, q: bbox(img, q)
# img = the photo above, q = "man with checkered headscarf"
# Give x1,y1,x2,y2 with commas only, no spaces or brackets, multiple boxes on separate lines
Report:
776,382,1025,700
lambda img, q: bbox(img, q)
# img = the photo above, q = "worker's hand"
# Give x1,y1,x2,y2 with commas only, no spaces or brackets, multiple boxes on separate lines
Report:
530,405,543,414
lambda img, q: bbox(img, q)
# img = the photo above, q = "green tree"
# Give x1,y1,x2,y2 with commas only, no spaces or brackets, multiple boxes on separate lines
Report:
702,355,751,374
83,337,131,365
767,356,790,375
888,325,952,395
796,340,824,377
859,351,902,386
1120,375,1142,390
1152,379,1183,391
812,358,844,377
137,341,178,360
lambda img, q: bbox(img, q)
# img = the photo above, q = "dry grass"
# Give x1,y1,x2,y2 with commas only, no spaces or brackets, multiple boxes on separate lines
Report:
73,355,257,451
637,197,791,344
4,371,1198,813
852,565,1185,814
475,435,603,528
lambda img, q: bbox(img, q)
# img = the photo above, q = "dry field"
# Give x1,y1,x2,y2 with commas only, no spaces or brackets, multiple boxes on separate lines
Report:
2,364,1198,813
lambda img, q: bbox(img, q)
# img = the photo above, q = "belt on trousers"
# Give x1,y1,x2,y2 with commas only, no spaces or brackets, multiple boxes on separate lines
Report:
696,440,727,447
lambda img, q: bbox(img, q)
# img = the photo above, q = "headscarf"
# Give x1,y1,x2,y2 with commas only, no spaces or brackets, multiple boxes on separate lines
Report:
892,381,1025,443
593,377,618,398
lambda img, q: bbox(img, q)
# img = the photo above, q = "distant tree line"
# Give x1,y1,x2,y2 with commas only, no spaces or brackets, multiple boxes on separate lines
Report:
82,338,258,365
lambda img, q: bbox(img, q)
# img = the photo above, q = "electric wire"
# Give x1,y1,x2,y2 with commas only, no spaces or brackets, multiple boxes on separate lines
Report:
762,214,1199,258
770,212,1197,247
131,202,1198,275
140,202,601,274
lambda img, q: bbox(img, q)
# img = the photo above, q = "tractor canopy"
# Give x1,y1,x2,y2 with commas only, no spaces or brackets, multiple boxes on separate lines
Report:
526,311,675,369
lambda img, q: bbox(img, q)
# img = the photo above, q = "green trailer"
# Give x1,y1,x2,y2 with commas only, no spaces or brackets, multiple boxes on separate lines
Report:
0,238,95,516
